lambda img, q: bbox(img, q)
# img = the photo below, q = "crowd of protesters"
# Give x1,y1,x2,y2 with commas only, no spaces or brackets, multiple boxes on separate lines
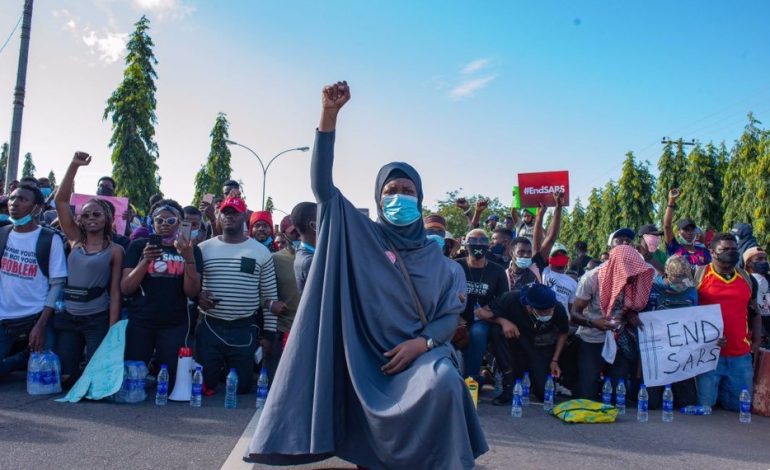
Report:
0,80,768,469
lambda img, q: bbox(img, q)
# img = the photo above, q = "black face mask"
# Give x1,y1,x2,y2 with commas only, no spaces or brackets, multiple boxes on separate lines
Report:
490,244,505,256
751,261,770,275
468,244,488,260
716,250,740,267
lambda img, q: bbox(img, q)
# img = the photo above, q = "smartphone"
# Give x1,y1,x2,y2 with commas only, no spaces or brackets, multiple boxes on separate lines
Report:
149,234,162,247
202,193,214,204
180,221,192,240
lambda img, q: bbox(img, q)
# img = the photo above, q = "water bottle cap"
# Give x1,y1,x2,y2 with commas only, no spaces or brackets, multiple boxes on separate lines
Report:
160,364,168,369
524,371,529,377
546,374,552,379
640,384,647,388
196,366,202,371
230,368,237,373
515,379,521,384
178,347,193,358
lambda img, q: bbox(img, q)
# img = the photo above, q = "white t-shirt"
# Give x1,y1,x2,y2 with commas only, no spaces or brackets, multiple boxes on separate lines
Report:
574,268,625,343
0,227,67,319
751,273,770,317
542,266,577,314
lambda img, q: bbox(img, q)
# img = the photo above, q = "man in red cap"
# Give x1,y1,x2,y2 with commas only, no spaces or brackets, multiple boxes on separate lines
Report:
249,211,278,252
197,196,285,394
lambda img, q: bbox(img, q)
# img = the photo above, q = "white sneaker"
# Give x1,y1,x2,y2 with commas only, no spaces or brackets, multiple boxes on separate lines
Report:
555,383,573,397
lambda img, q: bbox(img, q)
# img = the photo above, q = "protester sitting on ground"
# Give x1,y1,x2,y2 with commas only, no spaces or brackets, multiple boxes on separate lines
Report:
663,188,711,267
248,80,487,469
732,223,759,269
249,210,277,252
455,229,508,386
569,241,592,277
291,202,317,296
542,243,577,314
53,152,124,387
742,247,770,337
506,236,545,291
643,255,698,409
121,199,201,387
695,233,762,411
489,283,569,404
197,196,282,392
638,223,666,274
571,244,654,400
0,184,67,377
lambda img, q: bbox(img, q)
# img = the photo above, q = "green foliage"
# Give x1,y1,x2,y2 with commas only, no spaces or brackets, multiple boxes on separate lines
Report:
22,153,35,178
559,198,585,254
265,196,275,214
752,131,770,246
47,170,57,187
192,113,233,205
583,188,604,256
428,189,508,238
618,151,655,231
598,180,621,248
678,143,722,230
103,16,160,213
655,141,687,221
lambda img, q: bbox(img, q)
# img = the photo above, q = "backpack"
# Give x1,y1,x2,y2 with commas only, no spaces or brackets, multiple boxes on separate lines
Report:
550,399,619,423
0,225,60,279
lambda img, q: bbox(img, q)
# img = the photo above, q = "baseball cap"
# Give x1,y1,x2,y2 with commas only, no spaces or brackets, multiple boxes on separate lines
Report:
677,218,697,230
486,214,500,222
220,196,247,213
550,242,568,256
639,224,663,236
607,228,636,246
520,283,557,310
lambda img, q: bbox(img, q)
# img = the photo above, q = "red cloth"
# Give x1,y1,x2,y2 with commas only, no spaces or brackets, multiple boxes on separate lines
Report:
597,245,654,317
249,211,274,236
697,264,752,357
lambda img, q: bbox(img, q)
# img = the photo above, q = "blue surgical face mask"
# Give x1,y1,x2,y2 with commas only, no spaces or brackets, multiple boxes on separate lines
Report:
262,236,273,247
514,257,533,269
291,240,301,251
426,234,445,250
0,214,9,222
381,194,421,227
40,187,52,198
190,229,200,239
10,214,33,226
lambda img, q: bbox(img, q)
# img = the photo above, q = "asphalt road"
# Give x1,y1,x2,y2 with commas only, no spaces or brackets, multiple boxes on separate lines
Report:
2,372,769,470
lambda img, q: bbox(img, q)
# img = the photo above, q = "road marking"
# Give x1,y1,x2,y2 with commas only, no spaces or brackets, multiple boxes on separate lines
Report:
220,409,261,470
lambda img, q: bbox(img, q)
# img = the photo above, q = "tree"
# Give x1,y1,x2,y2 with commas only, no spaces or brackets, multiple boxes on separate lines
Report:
47,170,57,187
558,198,585,254
22,152,35,177
655,140,687,221
429,189,507,238
752,129,770,246
103,16,160,213
722,114,762,229
192,113,233,205
598,180,621,249
0,142,8,192
265,196,275,214
617,151,655,230
583,187,604,257
678,143,722,231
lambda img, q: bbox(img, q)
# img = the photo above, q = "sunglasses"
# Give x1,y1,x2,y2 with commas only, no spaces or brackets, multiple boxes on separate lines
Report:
81,211,104,219
154,216,179,226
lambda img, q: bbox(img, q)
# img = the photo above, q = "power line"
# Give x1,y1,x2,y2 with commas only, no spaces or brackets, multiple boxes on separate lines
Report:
0,14,22,57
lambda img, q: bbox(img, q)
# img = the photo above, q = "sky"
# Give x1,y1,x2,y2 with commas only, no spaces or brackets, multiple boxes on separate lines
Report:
1,0,770,219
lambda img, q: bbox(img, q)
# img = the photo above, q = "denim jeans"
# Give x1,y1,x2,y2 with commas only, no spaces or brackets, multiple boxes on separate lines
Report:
696,354,754,411
54,311,109,377
196,315,258,394
0,313,55,377
461,320,489,384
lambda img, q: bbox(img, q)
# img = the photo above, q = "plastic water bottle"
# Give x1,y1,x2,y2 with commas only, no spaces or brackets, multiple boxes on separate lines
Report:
601,377,613,406
26,352,42,395
739,388,751,424
511,379,523,418
255,367,269,410
543,375,555,412
662,385,674,422
521,372,531,406
49,351,61,394
637,384,649,422
615,379,626,415
55,295,66,314
190,366,203,408
225,368,238,409
155,364,169,406
39,351,61,394
493,370,503,398
680,405,712,415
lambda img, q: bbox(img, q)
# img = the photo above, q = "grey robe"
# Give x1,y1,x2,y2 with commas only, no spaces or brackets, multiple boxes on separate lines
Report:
247,130,488,469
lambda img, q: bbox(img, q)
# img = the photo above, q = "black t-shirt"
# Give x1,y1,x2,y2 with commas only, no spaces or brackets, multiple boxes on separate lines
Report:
455,258,509,324
112,233,131,250
489,291,569,347
124,239,203,327
569,254,592,276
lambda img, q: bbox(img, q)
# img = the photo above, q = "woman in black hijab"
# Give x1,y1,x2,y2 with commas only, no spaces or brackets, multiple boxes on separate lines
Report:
248,81,487,469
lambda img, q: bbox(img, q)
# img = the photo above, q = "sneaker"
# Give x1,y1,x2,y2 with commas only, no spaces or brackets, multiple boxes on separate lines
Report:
555,383,573,397
492,390,512,406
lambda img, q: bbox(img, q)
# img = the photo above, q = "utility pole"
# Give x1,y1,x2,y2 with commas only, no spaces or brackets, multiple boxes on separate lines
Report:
660,137,696,147
5,0,34,186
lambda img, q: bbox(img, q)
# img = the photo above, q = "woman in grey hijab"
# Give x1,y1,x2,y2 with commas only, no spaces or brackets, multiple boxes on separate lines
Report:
247,81,488,469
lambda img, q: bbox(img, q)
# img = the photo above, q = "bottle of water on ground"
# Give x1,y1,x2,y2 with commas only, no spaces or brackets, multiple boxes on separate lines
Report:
543,375,555,412
155,364,169,406
739,388,751,424
511,379,523,418
493,370,503,398
225,368,238,409
680,405,712,415
615,379,626,415
637,384,649,422
601,377,613,406
190,366,203,408
26,352,43,395
256,367,269,410
662,384,674,422
521,372,531,406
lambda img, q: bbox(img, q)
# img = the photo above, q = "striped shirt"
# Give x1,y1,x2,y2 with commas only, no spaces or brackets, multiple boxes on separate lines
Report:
198,236,279,329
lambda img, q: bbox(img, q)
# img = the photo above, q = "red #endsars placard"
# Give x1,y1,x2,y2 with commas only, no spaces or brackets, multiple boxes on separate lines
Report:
518,171,570,207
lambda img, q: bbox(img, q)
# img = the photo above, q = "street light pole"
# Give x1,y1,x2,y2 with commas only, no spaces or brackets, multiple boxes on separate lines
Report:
225,140,310,210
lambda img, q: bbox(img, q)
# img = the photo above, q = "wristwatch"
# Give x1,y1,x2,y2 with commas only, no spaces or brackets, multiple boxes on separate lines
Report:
420,335,435,350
